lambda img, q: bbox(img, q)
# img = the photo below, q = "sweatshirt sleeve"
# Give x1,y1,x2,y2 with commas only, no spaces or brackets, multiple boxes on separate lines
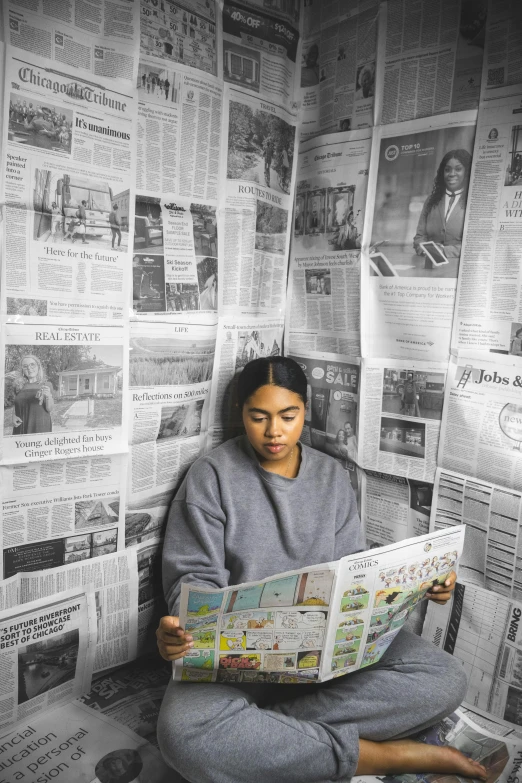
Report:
334,478,366,559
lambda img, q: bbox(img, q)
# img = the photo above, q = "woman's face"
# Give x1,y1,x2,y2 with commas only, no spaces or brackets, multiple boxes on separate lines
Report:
444,157,467,192
337,429,346,443
21,357,39,381
242,384,305,466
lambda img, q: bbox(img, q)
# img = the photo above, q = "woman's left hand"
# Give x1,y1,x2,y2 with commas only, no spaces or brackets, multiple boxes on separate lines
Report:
427,570,456,605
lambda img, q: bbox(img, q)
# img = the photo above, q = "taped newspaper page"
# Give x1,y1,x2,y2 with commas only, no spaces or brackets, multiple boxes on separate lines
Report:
299,0,378,140
174,525,464,683
135,539,166,657
206,315,284,448
430,467,522,599
452,93,522,353
0,454,126,582
0,700,173,782
359,358,447,482
438,353,522,492
374,0,485,126
285,129,372,356
1,321,128,464
481,0,522,102
4,0,139,81
2,49,135,322
361,110,477,360
220,86,296,316
361,470,433,547
0,586,96,736
423,580,522,731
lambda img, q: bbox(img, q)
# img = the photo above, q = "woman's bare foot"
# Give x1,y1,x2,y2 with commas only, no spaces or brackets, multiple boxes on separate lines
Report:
356,738,488,779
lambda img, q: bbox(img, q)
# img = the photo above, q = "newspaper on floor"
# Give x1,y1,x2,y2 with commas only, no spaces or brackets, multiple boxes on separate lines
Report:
374,0,485,126
438,353,522,492
2,48,136,322
219,86,296,316
452,92,522,353
430,467,522,600
361,470,433,547
359,358,447,482
423,580,522,731
285,129,372,357
0,700,173,780
480,0,522,102
0,321,128,464
361,110,477,360
4,0,139,81
299,0,378,140
351,707,522,783
0,586,96,736
174,525,464,684
0,454,126,581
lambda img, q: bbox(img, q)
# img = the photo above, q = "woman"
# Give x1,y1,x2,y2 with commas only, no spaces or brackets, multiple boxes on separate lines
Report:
413,149,472,259
9,355,53,435
200,273,217,310
335,427,349,467
156,357,485,783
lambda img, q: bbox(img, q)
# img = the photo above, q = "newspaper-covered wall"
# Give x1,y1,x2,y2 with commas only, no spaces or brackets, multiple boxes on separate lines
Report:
361,470,433,546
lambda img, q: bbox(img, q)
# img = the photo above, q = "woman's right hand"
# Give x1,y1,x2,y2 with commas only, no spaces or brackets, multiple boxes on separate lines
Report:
156,615,194,661
13,415,23,427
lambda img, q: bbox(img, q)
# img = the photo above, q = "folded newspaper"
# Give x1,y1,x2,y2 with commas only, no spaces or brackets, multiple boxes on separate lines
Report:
174,526,465,684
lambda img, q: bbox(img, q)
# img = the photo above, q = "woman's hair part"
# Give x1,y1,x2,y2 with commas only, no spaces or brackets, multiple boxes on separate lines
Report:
237,356,308,408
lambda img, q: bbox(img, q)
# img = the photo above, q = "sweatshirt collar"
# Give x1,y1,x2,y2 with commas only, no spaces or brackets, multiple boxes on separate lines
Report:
241,435,307,490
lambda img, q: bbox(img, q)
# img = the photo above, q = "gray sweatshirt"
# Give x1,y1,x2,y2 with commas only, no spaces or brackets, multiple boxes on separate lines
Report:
162,435,364,616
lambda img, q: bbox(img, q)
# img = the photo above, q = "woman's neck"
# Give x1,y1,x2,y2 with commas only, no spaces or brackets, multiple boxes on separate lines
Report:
255,443,302,478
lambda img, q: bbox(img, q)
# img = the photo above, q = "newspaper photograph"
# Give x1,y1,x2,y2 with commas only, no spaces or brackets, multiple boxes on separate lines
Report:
299,1,378,140
0,453,125,581
135,539,166,657
0,699,173,782
175,525,464,684
1,322,127,464
453,93,522,353
206,315,284,447
285,129,372,356
2,50,135,322
423,580,522,731
481,0,522,102
0,587,96,736
5,0,139,81
375,0,485,126
361,470,433,547
136,57,223,200
132,197,219,316
430,467,522,600
359,358,447,482
361,110,477,359
438,353,522,492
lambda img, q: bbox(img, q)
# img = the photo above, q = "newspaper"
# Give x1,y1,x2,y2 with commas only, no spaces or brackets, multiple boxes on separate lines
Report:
374,0,485,126
136,539,167,658
285,129,372,356
361,470,433,547
220,86,296,316
4,0,139,81
361,110,477,360
430,467,522,600
2,49,135,322
438,353,522,492
0,587,96,736
452,93,522,353
423,580,522,731
481,0,522,102
299,1,379,140
0,454,125,581
206,315,285,447
174,525,464,683
0,700,173,780
359,358,447,483
1,321,127,464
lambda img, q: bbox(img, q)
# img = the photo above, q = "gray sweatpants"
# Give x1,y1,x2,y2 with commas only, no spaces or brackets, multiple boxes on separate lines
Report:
157,630,467,783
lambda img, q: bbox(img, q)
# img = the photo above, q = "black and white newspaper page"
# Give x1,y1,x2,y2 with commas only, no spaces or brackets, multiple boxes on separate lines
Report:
374,0,484,125
299,0,378,140
361,110,477,360
359,358,447,481
2,49,135,322
430,467,522,599
286,129,371,356
452,93,522,353
0,586,96,735
438,353,522,492
361,470,433,547
0,454,126,581
1,322,128,464
481,0,522,102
